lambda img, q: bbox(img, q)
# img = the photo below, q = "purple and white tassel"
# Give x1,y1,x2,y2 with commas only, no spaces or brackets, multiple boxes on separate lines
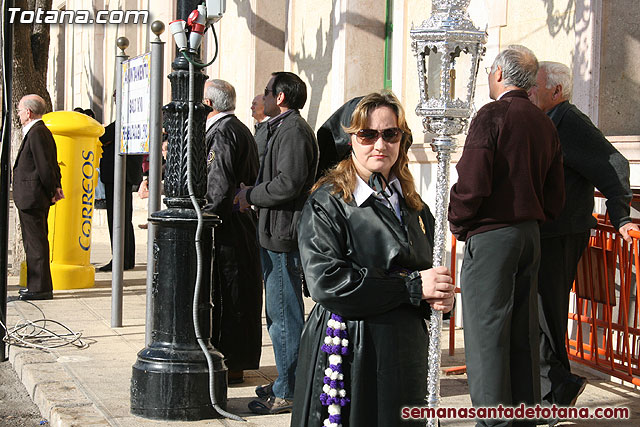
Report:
320,313,350,427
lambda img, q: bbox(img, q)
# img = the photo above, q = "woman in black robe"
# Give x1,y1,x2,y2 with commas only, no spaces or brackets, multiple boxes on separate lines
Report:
291,91,455,426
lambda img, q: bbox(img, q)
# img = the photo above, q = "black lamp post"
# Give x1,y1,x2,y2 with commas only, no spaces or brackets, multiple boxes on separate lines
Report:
130,0,226,420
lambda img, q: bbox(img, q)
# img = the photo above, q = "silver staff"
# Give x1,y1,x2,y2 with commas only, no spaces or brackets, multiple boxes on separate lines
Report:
410,1,486,425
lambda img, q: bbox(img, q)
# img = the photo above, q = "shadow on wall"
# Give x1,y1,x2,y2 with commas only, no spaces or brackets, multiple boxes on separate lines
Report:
233,0,385,129
289,2,386,129
87,61,104,121
289,0,342,129
234,0,285,50
571,0,589,91
568,0,640,135
542,0,575,37
596,0,640,135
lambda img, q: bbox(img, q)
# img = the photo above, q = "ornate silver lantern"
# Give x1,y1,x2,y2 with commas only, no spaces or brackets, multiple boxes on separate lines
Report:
410,1,486,425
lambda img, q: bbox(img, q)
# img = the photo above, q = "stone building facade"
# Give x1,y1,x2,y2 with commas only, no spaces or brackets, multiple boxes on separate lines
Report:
47,0,640,191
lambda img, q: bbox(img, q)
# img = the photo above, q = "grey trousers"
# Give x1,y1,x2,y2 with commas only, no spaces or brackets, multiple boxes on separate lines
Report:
461,221,541,427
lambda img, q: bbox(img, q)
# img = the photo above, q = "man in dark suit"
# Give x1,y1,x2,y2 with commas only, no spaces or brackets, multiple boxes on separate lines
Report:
203,79,262,385
98,120,142,271
449,46,565,426
13,94,64,300
529,61,638,410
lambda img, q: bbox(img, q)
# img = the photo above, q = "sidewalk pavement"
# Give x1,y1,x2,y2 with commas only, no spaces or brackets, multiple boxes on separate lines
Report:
4,200,640,426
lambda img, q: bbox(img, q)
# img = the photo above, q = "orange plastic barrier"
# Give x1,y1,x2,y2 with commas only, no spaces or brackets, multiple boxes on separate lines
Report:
445,193,640,385
448,236,460,356
567,215,640,387
444,236,466,376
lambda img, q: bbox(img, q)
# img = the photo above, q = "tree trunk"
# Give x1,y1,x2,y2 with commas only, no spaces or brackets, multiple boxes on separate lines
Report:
9,0,52,276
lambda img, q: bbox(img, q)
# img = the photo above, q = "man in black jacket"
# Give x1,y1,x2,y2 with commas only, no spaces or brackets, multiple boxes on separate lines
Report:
203,79,262,386
13,95,64,300
235,72,318,415
98,120,143,271
529,61,638,409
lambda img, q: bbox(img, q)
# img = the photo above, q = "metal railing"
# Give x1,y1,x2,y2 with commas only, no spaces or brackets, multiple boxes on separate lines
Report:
567,214,640,386
444,194,640,386
444,236,466,375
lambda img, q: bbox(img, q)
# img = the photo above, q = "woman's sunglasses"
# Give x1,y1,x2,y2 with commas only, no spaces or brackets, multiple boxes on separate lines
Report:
354,128,403,144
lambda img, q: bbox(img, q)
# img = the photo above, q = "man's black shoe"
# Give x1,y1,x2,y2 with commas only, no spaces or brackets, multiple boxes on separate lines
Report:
19,291,53,301
98,262,112,272
98,262,134,271
553,375,587,407
18,288,28,295
543,375,588,426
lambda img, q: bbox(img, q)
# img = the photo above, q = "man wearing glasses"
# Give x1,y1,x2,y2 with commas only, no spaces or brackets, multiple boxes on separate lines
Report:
449,46,565,425
235,71,318,415
13,94,63,300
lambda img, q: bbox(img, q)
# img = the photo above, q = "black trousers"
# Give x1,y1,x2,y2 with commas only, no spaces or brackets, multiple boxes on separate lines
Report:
538,232,590,402
18,206,53,293
104,183,135,269
461,221,541,427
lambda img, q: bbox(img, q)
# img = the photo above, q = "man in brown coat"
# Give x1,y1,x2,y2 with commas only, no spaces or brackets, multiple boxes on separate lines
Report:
449,46,565,426
13,94,63,300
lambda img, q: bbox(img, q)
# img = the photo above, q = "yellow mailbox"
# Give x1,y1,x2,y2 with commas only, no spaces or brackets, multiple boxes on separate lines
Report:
20,111,104,290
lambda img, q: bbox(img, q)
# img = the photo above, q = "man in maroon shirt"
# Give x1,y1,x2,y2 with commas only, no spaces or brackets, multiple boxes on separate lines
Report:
449,45,565,426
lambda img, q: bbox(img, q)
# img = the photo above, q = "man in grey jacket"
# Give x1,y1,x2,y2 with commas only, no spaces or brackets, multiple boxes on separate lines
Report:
235,71,318,415
529,61,638,412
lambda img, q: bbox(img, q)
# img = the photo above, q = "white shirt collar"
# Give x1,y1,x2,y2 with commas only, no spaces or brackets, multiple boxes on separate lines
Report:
497,89,515,100
22,118,42,137
353,174,404,220
206,111,234,131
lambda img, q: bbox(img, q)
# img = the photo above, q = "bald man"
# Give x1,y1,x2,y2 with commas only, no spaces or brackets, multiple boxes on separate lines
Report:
251,94,270,167
13,94,63,300
203,80,262,384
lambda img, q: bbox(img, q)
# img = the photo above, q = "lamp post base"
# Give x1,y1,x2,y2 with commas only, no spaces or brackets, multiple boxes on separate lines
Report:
131,346,227,420
129,209,224,421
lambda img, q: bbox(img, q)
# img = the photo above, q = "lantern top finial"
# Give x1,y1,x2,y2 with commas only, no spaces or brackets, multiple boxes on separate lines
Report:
411,0,486,43
432,0,471,10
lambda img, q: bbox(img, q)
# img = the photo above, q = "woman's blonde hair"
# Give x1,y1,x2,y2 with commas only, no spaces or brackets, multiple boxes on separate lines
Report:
312,91,423,211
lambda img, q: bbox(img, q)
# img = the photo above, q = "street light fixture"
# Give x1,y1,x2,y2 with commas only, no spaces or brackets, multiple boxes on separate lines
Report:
410,1,487,425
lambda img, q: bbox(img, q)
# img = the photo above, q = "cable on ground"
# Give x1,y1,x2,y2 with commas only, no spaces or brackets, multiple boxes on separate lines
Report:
1,300,88,351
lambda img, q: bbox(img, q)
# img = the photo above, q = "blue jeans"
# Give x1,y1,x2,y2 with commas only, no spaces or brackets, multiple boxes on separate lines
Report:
95,170,106,199
260,248,305,399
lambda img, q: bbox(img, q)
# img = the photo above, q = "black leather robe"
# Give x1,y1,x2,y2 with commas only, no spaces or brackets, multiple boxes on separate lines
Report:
204,114,262,371
292,184,436,427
